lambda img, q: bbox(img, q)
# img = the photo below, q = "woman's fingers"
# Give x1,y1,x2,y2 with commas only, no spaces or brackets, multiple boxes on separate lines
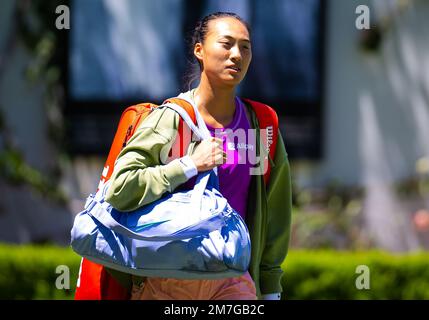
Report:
190,137,228,171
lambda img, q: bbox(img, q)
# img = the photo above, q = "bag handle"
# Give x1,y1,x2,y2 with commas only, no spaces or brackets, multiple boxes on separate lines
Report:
163,97,212,140
161,103,207,140
161,103,221,207
88,166,221,241
162,101,220,182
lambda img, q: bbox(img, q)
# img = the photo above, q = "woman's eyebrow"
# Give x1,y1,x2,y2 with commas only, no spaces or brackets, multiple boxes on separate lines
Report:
219,35,251,43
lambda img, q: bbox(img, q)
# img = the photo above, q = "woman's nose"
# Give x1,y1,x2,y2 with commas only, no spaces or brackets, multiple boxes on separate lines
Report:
230,45,242,61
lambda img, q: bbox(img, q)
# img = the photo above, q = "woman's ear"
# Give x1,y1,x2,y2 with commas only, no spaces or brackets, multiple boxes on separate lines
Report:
194,42,204,64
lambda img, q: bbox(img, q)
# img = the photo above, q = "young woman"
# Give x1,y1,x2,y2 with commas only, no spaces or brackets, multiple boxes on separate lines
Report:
105,12,292,300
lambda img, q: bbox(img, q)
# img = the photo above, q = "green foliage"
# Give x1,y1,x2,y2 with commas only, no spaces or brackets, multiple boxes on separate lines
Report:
2,244,429,300
290,157,429,251
0,244,80,300
291,204,370,250
281,250,429,299
0,146,67,203
290,174,369,250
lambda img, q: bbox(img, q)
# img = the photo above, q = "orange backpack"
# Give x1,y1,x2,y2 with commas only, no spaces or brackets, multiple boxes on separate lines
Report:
74,97,279,300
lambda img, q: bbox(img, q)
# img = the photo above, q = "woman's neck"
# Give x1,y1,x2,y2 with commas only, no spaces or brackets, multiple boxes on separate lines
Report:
193,75,236,128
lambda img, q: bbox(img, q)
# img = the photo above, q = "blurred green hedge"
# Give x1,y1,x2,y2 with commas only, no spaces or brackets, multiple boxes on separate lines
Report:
282,250,429,299
1,243,429,299
0,243,80,299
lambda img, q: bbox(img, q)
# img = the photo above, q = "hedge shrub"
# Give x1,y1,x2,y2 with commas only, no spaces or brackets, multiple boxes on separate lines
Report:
281,250,429,299
1,244,429,299
0,243,81,299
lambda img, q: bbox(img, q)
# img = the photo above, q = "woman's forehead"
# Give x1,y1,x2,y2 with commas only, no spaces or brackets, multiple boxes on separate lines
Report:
206,17,250,40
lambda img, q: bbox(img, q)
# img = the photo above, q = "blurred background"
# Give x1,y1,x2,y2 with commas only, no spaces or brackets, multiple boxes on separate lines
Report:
0,0,429,299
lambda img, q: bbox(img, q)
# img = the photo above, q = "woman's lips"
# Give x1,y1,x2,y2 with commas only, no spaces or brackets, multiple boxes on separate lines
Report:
226,66,241,73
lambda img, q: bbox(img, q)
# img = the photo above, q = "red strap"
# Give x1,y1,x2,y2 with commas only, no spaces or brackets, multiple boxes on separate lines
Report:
163,97,196,124
74,258,129,300
242,98,279,186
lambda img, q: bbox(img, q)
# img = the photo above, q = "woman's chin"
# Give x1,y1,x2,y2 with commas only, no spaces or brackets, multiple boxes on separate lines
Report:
206,73,244,88
220,75,244,87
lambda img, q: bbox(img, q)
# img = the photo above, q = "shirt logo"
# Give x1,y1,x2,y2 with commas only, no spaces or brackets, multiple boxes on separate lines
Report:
227,142,254,151
227,142,235,150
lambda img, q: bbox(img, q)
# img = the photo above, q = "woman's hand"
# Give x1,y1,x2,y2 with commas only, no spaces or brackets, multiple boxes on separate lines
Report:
190,137,226,172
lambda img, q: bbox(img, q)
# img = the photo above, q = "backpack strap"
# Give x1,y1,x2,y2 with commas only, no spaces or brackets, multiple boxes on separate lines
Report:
98,103,157,193
241,98,279,186
163,97,197,158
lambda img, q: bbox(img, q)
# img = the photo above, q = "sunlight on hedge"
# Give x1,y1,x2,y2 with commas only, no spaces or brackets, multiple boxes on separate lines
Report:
1,244,429,299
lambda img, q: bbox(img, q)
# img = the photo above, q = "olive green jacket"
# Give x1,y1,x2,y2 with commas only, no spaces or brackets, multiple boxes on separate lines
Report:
105,97,292,298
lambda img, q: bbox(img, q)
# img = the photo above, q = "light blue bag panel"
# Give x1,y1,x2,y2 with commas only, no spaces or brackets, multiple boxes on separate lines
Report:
70,102,251,279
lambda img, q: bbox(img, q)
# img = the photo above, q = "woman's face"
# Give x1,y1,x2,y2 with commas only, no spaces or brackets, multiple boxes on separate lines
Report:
195,17,252,88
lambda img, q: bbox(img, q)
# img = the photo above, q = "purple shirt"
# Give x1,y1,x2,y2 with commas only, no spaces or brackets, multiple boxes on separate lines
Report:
206,97,254,219
178,98,255,219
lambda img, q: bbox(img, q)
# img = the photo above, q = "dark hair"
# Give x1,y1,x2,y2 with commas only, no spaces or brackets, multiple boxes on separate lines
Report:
182,12,251,91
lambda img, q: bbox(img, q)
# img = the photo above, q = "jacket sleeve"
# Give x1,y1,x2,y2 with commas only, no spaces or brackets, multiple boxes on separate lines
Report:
259,131,292,294
105,107,190,212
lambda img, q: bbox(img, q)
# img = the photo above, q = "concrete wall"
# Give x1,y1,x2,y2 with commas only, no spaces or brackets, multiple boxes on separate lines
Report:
295,0,429,188
293,0,429,251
